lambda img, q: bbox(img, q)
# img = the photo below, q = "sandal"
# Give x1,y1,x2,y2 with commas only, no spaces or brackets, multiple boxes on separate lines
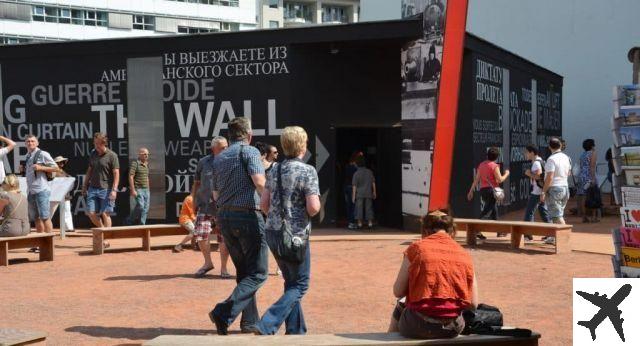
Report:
220,272,232,279
173,245,183,253
195,266,214,278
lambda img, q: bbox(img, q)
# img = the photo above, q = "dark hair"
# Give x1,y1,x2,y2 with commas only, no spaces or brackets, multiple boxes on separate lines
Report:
228,117,251,141
487,147,500,161
525,145,538,155
582,139,595,151
549,137,562,150
355,156,366,167
254,142,268,156
421,209,455,237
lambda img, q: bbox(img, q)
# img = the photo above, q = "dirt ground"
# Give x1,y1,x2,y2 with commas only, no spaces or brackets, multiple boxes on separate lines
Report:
0,225,612,346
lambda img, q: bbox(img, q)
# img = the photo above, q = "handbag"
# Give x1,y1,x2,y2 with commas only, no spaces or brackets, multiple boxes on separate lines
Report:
266,161,308,264
484,168,505,202
462,304,531,338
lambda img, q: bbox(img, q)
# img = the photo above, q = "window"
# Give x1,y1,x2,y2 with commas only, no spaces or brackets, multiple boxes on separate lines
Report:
322,5,347,23
133,15,155,30
220,22,239,31
165,0,240,7
283,2,312,23
269,20,279,28
178,26,214,34
0,36,33,45
32,6,107,26
268,0,279,9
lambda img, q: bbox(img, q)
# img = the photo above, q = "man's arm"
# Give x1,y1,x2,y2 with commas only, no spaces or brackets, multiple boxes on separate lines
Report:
110,168,119,200
129,162,137,197
251,174,266,195
82,166,92,195
540,172,554,202
33,152,59,173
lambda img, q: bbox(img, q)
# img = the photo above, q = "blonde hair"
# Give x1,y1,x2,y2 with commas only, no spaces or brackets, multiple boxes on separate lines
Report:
2,174,20,192
280,126,308,157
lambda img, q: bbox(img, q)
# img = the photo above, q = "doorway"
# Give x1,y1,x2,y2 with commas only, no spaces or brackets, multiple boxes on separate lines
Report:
335,127,403,229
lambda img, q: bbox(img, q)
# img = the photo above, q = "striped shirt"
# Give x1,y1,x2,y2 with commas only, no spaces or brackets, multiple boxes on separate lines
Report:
212,141,264,209
129,160,149,188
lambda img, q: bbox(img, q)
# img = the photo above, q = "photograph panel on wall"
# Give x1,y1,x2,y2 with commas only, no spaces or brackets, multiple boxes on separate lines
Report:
620,146,640,167
618,126,640,146
614,85,640,118
624,169,640,186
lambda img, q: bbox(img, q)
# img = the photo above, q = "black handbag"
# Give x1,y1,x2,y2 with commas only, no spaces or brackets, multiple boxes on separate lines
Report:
267,162,308,264
462,304,532,338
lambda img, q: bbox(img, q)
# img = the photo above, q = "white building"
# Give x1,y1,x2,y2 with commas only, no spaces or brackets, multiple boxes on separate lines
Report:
257,0,359,29
0,0,257,44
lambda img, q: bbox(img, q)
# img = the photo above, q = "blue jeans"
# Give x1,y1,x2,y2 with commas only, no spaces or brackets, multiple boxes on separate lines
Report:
127,188,150,225
28,190,51,221
86,187,114,214
523,194,550,223
257,233,311,335
344,185,355,224
213,210,268,329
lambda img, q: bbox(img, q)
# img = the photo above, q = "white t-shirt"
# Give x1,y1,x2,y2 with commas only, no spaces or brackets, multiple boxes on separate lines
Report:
530,157,543,195
544,151,571,187
0,147,8,184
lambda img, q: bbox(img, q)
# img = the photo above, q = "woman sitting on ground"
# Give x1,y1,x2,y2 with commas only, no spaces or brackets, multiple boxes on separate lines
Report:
389,209,478,339
0,174,30,237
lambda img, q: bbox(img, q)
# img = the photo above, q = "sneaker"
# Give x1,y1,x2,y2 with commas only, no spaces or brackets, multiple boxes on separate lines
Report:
544,236,556,245
497,233,507,237
208,310,228,335
476,233,487,240
347,223,358,230
524,235,533,241
172,245,183,253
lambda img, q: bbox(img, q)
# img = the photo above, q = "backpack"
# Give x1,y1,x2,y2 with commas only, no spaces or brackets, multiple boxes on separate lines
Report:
31,149,55,181
533,158,545,190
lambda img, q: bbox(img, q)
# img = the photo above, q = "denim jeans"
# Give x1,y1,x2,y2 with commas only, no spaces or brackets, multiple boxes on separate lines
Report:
213,210,268,329
523,194,550,223
257,233,311,335
127,188,150,225
344,185,355,224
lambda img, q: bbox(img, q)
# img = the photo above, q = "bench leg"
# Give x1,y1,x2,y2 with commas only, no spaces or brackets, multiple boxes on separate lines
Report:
555,231,571,254
39,236,54,262
0,241,7,266
93,232,104,255
142,230,151,252
511,227,523,249
466,226,477,246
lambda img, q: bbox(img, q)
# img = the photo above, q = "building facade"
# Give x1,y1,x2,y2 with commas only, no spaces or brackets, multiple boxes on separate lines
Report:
257,0,359,29
0,0,257,44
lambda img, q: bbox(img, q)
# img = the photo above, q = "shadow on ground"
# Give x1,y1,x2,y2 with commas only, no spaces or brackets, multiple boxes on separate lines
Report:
65,326,234,340
104,273,235,281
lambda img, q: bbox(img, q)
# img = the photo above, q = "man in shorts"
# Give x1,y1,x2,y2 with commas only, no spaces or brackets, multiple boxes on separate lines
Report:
192,136,230,278
82,132,120,229
540,137,571,245
24,135,57,233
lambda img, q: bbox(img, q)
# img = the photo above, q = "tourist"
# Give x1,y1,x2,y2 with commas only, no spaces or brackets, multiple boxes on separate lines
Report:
173,194,197,253
540,137,572,245
210,117,267,335
352,156,376,229
191,136,230,278
466,147,509,239
24,135,57,233
344,152,361,230
81,132,120,230
126,147,150,225
0,174,30,237
249,126,320,335
577,139,599,223
0,135,16,182
52,156,74,232
255,141,278,173
389,209,478,339
523,145,550,239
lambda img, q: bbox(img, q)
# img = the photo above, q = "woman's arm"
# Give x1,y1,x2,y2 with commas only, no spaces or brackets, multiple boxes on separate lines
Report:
393,256,410,298
470,273,479,310
467,171,480,201
494,166,510,184
0,198,9,215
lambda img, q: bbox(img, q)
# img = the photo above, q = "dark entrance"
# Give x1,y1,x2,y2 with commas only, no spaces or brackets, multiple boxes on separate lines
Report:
335,127,403,229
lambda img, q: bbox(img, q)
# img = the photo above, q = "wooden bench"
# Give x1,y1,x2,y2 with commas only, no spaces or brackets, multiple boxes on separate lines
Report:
0,328,47,345
0,233,55,266
92,224,192,255
144,332,540,345
454,218,572,254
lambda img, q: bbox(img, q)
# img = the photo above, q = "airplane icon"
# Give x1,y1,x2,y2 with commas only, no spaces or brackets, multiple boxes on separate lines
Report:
576,284,632,342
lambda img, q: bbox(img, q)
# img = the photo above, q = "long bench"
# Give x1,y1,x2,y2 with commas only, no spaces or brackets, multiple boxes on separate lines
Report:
0,233,55,266
92,224,192,255
144,332,540,345
454,218,572,254
0,328,47,346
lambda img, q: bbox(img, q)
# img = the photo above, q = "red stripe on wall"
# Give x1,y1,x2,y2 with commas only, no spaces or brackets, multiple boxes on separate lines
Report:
428,0,469,210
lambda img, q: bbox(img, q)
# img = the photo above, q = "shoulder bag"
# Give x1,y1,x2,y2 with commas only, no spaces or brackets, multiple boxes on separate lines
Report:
31,149,55,181
266,161,308,264
484,163,505,202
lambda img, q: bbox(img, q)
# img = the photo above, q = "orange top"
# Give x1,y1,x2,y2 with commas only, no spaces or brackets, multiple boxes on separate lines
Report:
404,232,474,309
179,195,196,225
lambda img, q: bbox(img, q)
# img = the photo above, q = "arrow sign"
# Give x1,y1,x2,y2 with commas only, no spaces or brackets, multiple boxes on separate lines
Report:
303,149,312,163
315,136,329,172
319,189,329,223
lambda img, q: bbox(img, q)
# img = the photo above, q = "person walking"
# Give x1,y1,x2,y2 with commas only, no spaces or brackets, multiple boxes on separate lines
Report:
352,157,376,229
248,126,321,335
466,147,509,239
24,135,57,233
344,152,361,230
126,147,150,225
81,132,120,229
577,139,599,223
191,136,231,278
523,145,550,240
209,117,268,335
540,137,572,245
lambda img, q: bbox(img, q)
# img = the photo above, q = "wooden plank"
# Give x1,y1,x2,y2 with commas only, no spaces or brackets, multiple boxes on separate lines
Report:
39,235,54,262
0,241,7,267
0,233,55,241
466,224,476,246
92,224,182,232
99,227,185,239
0,328,47,346
142,229,151,252
93,231,104,255
144,333,540,346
